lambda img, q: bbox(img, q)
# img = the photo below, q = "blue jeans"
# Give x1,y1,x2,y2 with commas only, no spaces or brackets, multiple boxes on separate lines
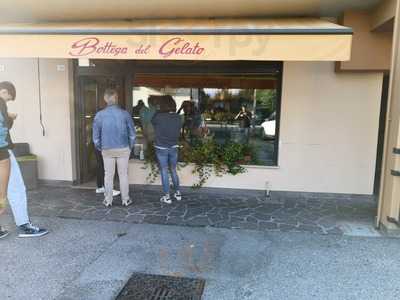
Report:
155,147,180,195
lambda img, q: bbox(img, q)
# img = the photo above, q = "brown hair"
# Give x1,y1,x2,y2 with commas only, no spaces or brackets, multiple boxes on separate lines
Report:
0,81,16,100
160,95,176,113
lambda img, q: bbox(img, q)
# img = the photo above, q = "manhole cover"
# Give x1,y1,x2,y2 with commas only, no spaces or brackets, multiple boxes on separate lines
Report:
116,273,205,300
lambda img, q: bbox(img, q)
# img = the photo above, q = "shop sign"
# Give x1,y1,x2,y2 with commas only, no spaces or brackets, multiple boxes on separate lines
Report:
68,36,205,59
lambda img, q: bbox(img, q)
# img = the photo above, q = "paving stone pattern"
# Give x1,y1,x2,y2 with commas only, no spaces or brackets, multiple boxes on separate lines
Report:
24,186,377,235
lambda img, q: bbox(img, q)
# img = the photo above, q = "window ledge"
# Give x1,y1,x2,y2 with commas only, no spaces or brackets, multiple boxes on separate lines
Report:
129,159,280,170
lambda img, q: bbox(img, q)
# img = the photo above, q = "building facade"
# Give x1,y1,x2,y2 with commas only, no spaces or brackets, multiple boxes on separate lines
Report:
0,0,398,229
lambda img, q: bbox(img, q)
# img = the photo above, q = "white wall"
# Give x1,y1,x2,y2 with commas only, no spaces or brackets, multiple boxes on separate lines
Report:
129,62,383,194
0,58,74,181
0,59,382,194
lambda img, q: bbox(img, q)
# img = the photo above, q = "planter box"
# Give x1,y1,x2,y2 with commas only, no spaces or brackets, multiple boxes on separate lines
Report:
16,156,38,190
13,143,38,190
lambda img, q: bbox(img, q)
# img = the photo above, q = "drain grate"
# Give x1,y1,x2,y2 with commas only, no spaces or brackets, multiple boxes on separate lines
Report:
116,273,205,300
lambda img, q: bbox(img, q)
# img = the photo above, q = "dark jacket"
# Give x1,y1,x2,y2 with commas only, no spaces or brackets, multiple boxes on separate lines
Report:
151,112,182,148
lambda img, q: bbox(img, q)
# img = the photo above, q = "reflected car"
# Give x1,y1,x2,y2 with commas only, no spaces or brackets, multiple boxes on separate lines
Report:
261,116,276,139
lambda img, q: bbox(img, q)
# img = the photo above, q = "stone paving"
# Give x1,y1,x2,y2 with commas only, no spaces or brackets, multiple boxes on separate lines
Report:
20,185,377,235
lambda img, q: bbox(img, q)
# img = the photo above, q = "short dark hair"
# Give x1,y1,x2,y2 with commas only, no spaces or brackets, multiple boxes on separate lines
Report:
0,81,16,100
160,95,177,113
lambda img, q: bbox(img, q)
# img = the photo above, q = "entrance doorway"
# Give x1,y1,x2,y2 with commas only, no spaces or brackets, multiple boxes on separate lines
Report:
77,75,126,184
374,74,390,196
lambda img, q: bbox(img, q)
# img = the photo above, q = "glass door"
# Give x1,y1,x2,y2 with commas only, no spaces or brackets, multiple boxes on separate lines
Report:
78,76,125,183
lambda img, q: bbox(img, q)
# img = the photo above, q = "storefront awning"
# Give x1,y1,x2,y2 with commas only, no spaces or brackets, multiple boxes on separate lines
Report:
0,18,353,61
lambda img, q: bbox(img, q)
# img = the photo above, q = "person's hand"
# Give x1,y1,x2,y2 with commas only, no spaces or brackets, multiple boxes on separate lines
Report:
8,113,17,120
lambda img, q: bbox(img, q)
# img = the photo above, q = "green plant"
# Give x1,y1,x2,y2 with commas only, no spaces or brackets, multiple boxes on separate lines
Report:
143,144,161,183
213,112,235,122
143,140,257,188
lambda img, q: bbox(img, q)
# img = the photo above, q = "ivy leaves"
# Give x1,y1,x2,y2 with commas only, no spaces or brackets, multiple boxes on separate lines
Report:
144,140,255,188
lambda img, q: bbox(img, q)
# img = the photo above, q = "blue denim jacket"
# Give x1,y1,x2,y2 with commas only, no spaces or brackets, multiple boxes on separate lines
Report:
93,105,136,151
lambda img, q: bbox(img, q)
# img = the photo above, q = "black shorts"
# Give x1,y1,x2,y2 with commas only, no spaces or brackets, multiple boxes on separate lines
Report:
0,148,9,161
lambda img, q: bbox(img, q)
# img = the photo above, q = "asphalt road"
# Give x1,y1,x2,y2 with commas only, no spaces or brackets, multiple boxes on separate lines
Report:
1,215,399,300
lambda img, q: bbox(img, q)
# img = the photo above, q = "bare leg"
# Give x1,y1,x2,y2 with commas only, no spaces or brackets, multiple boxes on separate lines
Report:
0,158,10,215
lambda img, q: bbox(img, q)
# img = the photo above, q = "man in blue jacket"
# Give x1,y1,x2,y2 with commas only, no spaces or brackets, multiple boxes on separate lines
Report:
93,89,136,207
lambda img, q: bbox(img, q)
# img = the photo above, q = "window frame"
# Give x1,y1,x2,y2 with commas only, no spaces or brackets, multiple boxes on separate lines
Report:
131,60,283,167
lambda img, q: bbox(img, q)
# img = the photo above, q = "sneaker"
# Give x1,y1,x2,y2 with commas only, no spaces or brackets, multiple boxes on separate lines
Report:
103,199,112,208
174,191,182,201
160,195,172,204
122,198,132,207
96,187,105,194
18,223,48,238
0,227,9,239
96,187,121,197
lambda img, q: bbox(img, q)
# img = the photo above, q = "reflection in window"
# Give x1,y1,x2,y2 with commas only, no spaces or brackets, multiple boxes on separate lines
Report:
131,74,279,166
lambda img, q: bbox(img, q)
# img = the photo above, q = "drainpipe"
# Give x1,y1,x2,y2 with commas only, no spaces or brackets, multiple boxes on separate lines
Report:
36,58,46,136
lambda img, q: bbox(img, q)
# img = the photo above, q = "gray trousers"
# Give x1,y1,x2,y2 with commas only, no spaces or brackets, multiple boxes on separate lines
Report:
102,147,131,204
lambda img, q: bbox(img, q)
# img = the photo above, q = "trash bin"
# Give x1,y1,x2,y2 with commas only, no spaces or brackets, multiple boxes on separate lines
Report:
13,143,38,190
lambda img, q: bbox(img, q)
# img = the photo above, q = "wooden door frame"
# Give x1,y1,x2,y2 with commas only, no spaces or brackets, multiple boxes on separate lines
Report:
73,60,133,184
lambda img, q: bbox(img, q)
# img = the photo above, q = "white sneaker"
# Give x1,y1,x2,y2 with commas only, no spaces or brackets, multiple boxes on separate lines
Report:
160,195,172,204
174,191,182,201
122,198,133,207
96,187,120,197
103,199,112,207
96,187,105,194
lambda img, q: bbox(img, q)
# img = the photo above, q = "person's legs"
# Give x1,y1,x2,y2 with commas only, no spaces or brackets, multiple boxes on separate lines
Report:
116,148,131,205
7,150,29,226
155,148,171,203
7,150,47,237
0,155,10,216
102,150,116,206
96,149,120,196
168,147,180,192
95,149,104,189
0,153,10,239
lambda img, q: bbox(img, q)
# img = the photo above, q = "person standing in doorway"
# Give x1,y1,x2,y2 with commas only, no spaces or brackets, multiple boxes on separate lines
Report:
152,95,182,204
93,89,136,207
0,81,48,238
94,101,120,198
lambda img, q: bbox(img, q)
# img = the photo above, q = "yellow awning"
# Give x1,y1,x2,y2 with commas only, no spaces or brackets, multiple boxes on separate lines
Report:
0,18,353,61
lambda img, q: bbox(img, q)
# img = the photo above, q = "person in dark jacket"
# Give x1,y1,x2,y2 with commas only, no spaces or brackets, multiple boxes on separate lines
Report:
151,95,182,204
0,81,48,238
235,105,252,143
